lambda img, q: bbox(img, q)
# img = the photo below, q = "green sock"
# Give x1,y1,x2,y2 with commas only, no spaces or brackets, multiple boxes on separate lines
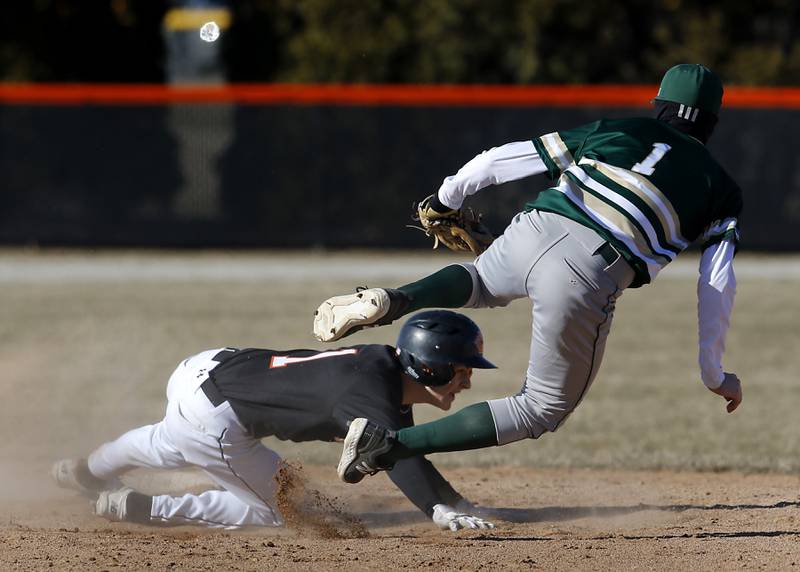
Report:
399,264,474,312
384,402,498,462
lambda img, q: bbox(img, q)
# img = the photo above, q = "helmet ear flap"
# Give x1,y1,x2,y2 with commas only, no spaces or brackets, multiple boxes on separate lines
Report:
425,362,455,387
397,348,454,387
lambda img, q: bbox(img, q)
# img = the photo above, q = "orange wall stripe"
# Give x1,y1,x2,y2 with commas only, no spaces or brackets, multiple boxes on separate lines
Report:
1,83,800,108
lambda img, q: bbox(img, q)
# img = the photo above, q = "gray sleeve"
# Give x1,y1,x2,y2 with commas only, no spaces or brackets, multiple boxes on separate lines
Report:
386,408,463,517
387,456,463,518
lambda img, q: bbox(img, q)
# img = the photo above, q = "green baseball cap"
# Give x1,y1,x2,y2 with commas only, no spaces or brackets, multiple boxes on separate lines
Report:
654,64,723,116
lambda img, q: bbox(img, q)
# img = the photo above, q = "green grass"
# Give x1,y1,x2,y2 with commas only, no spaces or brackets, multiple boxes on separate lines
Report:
2,251,798,473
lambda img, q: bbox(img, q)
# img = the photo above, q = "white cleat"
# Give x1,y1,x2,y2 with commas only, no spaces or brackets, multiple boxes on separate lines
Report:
94,487,135,522
313,288,391,342
94,487,152,524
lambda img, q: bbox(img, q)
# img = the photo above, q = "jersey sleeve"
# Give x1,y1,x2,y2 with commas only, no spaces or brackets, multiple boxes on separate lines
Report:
697,238,737,388
386,408,463,517
700,173,743,252
437,141,548,210
700,217,740,252
532,120,600,180
387,457,464,517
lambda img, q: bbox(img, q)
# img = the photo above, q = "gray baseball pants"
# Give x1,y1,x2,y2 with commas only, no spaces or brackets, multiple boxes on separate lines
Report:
461,210,635,444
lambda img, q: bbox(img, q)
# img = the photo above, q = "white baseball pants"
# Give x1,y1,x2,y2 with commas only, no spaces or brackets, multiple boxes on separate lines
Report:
88,349,282,528
462,210,635,444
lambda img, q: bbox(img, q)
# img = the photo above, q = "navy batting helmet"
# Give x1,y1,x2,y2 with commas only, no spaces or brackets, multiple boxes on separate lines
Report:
395,310,496,387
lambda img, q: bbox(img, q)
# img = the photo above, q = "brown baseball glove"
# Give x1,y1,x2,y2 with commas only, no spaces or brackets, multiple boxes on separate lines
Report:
410,194,495,255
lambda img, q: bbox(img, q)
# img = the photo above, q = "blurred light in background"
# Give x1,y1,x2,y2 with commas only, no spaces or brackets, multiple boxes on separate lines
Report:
163,1,232,219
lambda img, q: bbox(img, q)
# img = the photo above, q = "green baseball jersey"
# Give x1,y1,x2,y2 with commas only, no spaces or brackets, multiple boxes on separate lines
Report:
528,117,742,287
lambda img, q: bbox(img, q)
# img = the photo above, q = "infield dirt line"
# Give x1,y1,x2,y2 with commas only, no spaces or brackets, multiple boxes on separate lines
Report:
1,252,800,283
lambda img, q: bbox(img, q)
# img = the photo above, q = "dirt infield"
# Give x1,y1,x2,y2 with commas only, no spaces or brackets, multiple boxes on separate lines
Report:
3,465,800,571
2,250,800,570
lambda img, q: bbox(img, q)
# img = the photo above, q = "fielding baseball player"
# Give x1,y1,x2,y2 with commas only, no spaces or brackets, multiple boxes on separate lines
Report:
52,311,496,531
312,64,745,483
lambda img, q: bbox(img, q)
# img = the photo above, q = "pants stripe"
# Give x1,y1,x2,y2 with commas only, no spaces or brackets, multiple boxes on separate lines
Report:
216,429,275,512
552,286,619,431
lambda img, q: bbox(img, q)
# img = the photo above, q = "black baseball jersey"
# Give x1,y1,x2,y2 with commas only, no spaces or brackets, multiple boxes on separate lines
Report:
208,344,462,516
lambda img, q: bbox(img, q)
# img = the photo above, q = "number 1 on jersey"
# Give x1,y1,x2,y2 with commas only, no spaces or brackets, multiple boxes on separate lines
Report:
632,142,671,176
269,348,358,368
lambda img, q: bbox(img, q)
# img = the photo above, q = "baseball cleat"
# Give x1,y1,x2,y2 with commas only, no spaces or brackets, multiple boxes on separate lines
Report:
337,417,396,484
313,287,411,342
94,487,153,524
51,458,108,496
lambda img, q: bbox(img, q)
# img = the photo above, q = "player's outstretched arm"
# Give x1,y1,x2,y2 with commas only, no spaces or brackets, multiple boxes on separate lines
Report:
387,456,495,531
697,237,738,408
436,140,548,210
708,372,742,413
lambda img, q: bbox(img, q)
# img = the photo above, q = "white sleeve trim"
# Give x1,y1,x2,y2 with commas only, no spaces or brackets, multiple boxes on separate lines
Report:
697,238,737,389
437,141,547,210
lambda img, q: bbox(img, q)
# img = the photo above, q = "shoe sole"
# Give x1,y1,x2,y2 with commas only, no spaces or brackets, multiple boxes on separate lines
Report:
51,460,70,487
52,458,114,498
94,491,113,519
51,459,93,496
313,289,390,342
337,418,369,484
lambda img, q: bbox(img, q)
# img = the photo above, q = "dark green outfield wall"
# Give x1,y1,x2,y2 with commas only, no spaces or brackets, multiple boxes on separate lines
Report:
2,104,797,250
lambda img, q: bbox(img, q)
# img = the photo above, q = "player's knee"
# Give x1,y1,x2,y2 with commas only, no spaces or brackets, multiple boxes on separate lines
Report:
460,262,512,309
488,397,547,444
246,504,283,527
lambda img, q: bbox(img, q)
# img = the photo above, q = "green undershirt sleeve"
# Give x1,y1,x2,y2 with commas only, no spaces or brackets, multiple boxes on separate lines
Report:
399,264,473,312
383,402,499,463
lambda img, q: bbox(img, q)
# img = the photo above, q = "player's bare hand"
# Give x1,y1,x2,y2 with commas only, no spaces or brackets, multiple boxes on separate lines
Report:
708,372,742,413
